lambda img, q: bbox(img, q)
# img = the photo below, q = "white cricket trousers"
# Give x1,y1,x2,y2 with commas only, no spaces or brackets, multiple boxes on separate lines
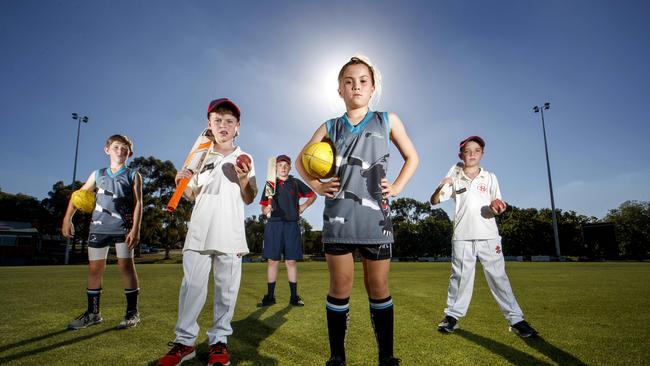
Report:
444,238,524,325
174,250,242,346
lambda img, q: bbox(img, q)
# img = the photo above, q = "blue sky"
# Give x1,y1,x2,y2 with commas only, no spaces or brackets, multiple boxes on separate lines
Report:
1,0,648,229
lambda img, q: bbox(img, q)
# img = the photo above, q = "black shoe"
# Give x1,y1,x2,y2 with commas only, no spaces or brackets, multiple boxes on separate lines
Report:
437,315,458,333
379,357,401,366
257,295,276,307
290,295,305,307
510,320,538,338
326,356,345,366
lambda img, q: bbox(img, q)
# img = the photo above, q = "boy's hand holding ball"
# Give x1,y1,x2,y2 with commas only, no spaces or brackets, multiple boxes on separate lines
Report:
490,199,507,215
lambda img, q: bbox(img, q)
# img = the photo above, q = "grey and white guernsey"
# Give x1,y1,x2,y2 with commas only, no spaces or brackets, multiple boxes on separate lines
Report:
323,111,393,244
90,167,136,234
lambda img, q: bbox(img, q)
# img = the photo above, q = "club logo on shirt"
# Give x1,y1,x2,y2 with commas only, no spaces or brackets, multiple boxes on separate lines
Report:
495,245,501,254
477,183,487,193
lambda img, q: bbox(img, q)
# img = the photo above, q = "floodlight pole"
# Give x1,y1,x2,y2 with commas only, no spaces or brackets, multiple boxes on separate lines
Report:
533,103,561,259
66,113,89,265
71,113,89,187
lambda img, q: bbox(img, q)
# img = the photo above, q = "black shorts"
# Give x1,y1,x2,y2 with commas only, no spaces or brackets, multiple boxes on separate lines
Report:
324,243,392,261
88,233,127,248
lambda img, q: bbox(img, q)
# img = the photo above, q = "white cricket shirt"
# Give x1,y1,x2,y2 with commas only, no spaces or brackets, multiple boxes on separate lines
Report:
438,166,502,240
183,146,255,254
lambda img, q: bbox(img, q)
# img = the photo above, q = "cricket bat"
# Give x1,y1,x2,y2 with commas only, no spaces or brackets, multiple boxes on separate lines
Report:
166,128,214,212
263,157,277,217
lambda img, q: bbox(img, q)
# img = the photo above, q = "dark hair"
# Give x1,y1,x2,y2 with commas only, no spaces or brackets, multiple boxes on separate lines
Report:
208,107,240,121
105,134,133,153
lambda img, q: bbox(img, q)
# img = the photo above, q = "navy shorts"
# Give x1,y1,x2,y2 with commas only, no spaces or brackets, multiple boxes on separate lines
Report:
263,221,303,261
88,233,127,248
324,243,392,261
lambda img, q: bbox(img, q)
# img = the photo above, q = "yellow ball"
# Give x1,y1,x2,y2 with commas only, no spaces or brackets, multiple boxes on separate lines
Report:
302,141,335,179
71,189,96,213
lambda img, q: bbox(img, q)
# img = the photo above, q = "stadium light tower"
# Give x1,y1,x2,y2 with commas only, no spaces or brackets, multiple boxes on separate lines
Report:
532,102,561,259
71,113,89,187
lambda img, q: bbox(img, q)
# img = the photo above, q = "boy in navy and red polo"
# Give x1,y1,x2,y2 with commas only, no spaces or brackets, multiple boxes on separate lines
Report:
258,154,316,307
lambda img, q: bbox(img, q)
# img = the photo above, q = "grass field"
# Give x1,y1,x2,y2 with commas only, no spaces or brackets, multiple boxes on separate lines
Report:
0,262,648,365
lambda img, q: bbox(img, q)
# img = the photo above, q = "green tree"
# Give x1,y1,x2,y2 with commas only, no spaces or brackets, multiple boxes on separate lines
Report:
0,189,52,231
605,201,650,259
128,156,191,259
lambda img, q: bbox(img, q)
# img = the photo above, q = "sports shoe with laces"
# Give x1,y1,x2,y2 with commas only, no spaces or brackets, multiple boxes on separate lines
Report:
116,311,140,329
437,315,459,333
257,294,276,307
157,342,195,366
290,295,305,307
379,357,401,366
67,311,103,330
326,356,346,366
208,342,231,366
510,320,538,338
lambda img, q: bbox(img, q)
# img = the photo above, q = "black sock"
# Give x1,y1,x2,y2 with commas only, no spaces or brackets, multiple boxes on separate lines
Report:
124,288,139,314
86,288,102,314
369,296,394,361
326,295,350,361
267,282,276,298
289,281,298,298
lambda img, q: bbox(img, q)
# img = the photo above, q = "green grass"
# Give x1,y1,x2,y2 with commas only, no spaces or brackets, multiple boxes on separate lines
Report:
0,262,648,365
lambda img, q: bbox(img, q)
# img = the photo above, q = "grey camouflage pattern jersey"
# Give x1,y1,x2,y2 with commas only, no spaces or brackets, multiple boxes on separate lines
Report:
323,111,393,244
90,167,136,234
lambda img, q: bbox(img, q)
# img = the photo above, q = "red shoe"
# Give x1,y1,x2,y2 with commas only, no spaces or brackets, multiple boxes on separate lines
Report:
157,342,195,366
208,342,231,366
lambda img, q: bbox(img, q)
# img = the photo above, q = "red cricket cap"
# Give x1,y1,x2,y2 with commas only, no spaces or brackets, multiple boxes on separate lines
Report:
459,135,485,151
207,98,241,119
276,154,291,164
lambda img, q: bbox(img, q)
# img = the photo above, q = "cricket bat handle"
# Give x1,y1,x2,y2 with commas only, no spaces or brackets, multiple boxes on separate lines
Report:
167,177,190,212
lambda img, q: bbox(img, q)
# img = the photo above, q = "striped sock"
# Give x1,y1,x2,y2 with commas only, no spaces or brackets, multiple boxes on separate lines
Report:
369,296,394,361
87,288,102,314
326,295,350,361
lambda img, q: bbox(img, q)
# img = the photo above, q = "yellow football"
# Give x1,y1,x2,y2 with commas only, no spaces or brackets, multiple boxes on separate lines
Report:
71,189,96,213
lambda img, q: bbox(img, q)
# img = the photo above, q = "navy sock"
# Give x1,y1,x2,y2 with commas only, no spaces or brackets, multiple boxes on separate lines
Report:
369,296,394,361
267,282,276,298
86,288,102,314
326,295,350,361
124,288,139,313
289,281,298,298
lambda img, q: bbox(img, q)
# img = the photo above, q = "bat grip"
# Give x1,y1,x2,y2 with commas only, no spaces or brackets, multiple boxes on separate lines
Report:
167,177,190,212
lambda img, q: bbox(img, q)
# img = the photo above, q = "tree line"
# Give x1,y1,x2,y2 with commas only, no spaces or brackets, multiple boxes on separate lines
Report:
1,156,648,260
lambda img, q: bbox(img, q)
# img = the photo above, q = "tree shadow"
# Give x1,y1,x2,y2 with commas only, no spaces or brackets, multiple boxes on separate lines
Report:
0,327,116,364
456,329,586,366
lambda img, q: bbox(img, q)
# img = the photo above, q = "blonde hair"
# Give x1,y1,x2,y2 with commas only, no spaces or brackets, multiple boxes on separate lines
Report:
337,54,382,106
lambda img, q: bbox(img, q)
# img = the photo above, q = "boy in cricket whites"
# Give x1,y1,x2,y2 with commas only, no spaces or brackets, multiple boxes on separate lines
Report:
258,154,316,307
430,135,538,338
62,134,143,330
157,98,257,366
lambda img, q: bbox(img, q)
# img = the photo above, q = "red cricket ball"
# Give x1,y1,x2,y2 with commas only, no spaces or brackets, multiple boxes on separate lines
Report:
490,199,507,213
236,154,251,169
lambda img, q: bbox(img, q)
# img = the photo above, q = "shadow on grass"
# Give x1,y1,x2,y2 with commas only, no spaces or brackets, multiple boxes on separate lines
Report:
522,336,587,366
0,329,68,353
227,305,292,365
0,327,115,364
148,305,292,366
456,330,586,366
